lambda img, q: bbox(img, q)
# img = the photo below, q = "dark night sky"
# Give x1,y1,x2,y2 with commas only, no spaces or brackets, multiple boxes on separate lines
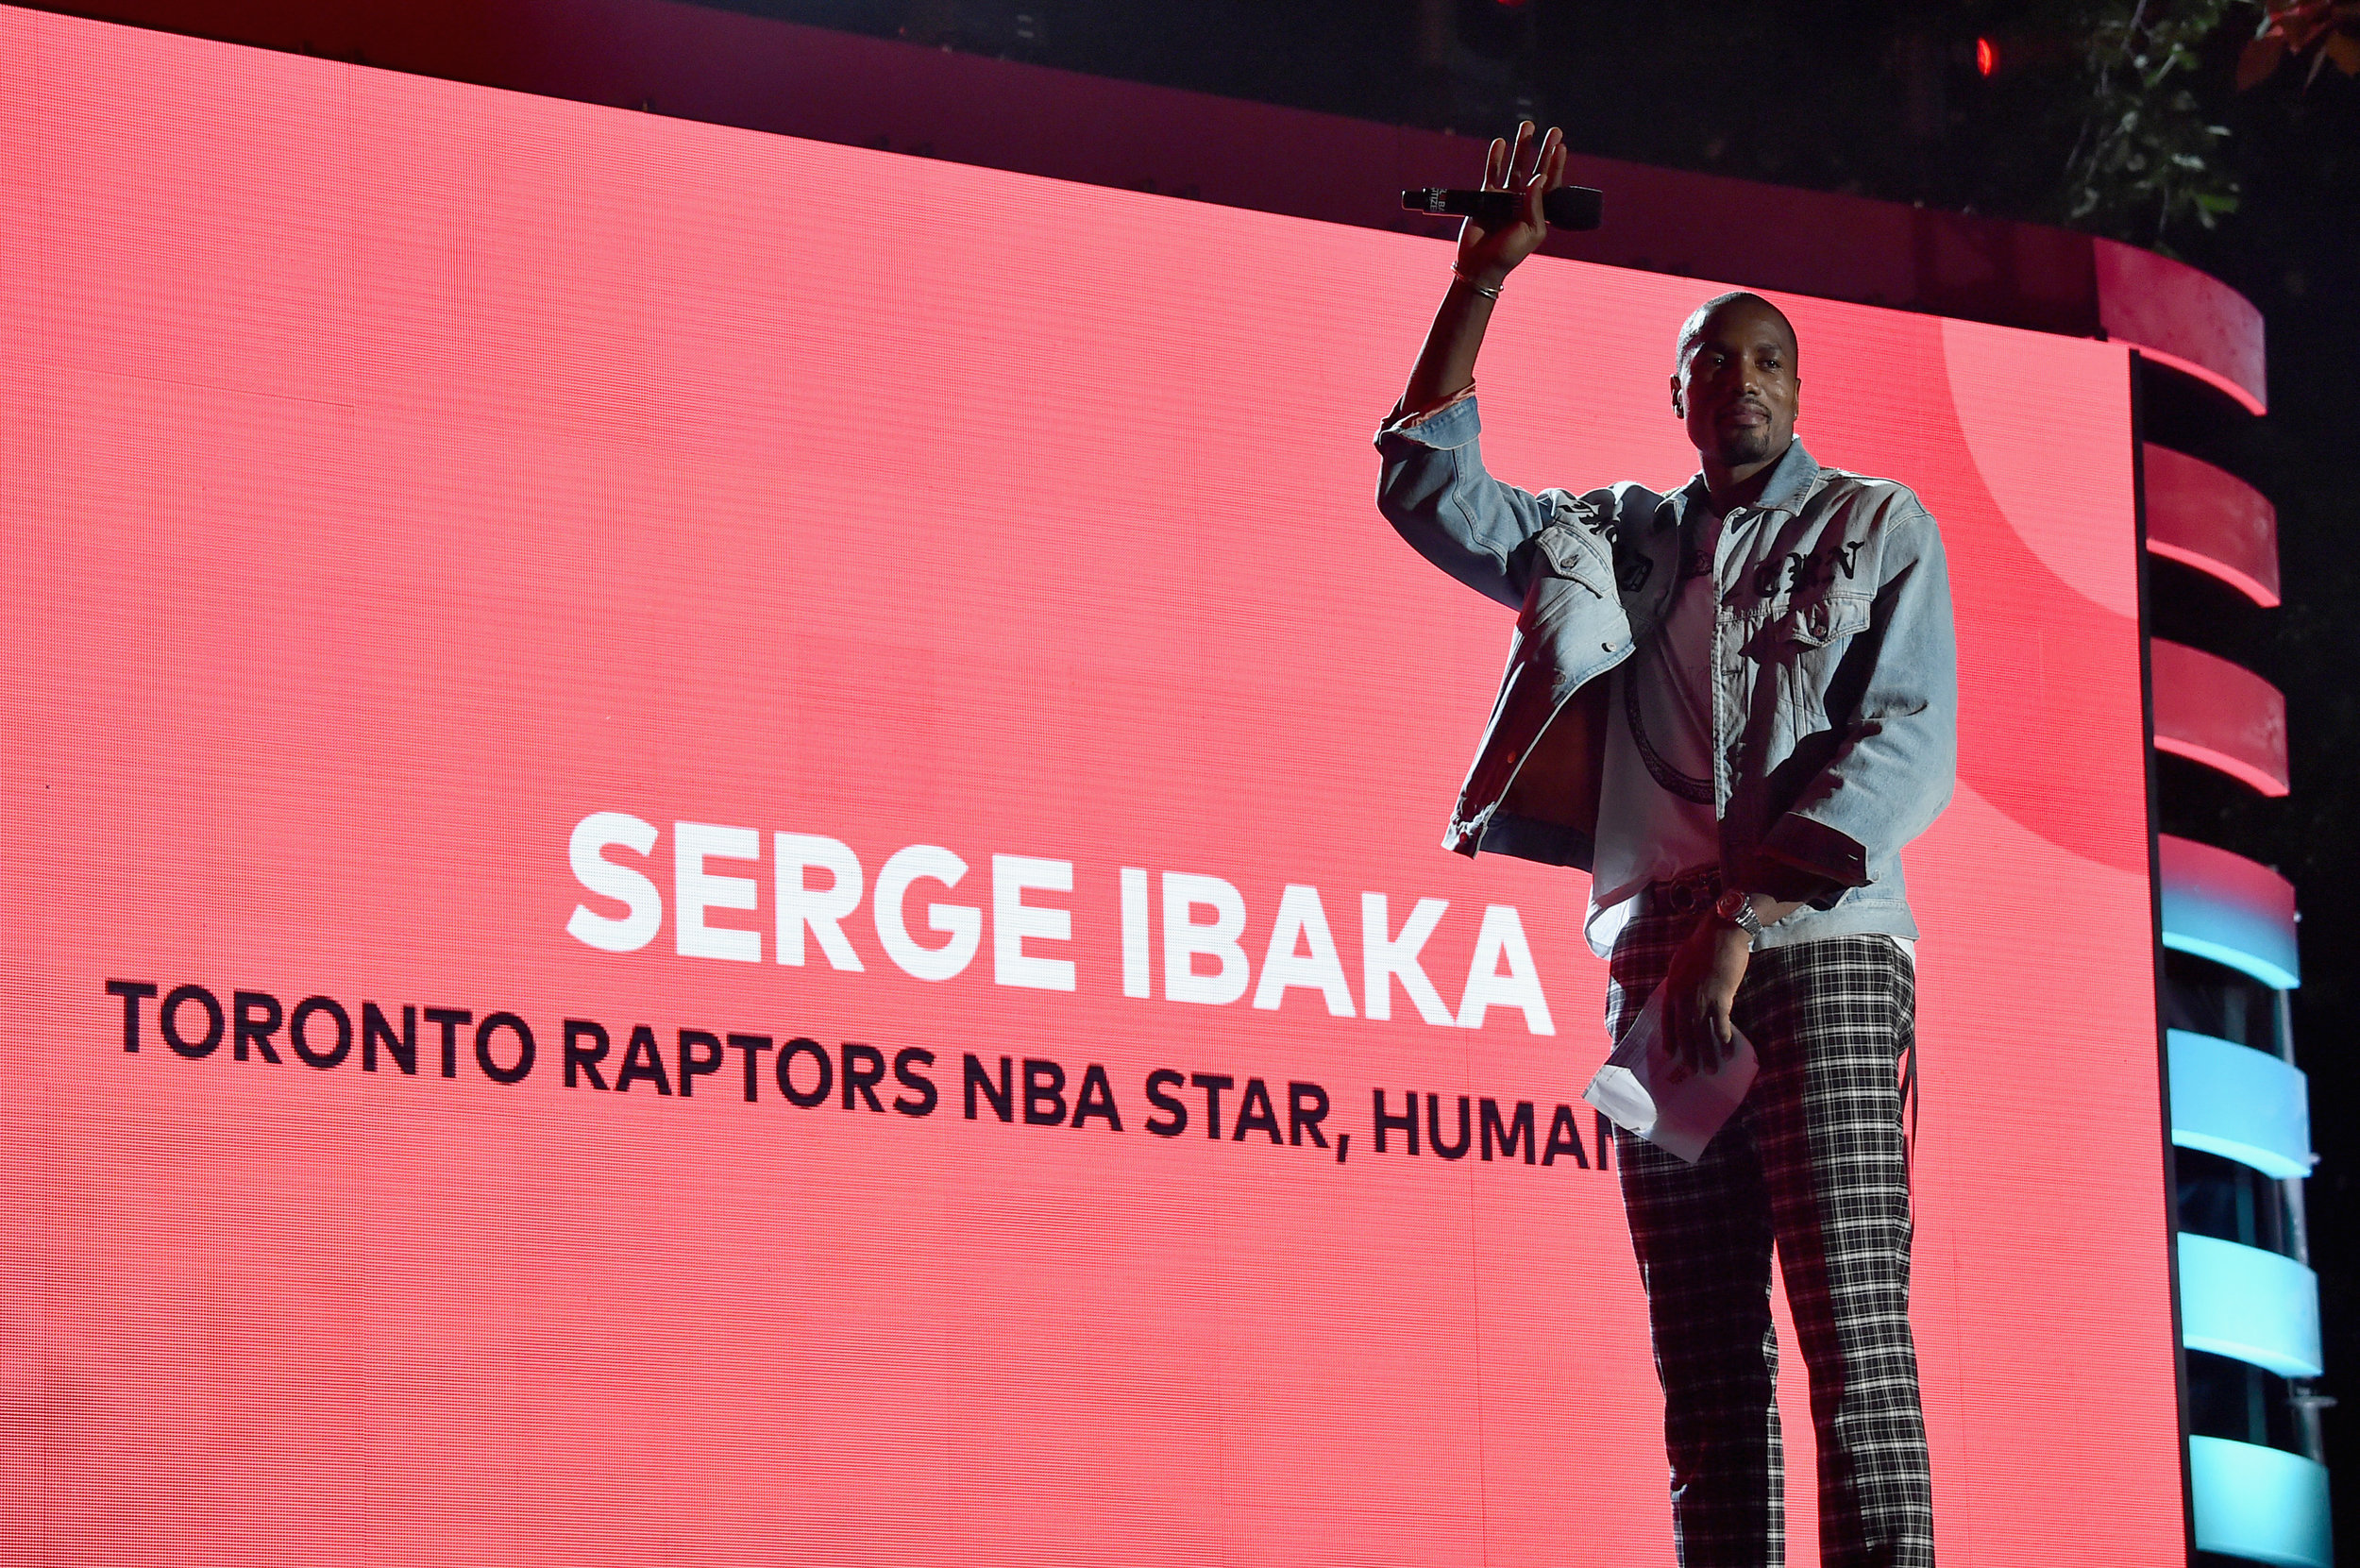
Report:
708,0,2360,1528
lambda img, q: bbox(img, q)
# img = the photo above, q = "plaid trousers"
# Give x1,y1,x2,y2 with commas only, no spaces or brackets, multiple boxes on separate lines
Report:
1610,900,1933,1568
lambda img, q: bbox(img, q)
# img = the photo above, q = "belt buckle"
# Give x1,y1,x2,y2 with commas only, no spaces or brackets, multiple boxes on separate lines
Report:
1660,868,1720,914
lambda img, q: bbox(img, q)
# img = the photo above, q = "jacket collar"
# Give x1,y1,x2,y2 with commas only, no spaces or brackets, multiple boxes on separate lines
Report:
1676,436,1823,522
1751,437,1823,515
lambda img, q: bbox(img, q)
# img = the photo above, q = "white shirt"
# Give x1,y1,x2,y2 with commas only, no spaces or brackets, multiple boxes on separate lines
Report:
1587,499,1733,952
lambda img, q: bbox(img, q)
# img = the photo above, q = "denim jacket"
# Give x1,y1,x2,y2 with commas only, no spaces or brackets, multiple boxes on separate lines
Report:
1374,396,1957,952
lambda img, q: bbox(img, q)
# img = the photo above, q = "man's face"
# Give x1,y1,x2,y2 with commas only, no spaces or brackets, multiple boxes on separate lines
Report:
1670,300,1800,473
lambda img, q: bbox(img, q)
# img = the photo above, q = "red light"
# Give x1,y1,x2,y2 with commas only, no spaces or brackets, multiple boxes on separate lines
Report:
1976,36,1998,76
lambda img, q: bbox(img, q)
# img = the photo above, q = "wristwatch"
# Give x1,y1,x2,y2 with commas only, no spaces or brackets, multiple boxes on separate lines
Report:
1712,886,1764,939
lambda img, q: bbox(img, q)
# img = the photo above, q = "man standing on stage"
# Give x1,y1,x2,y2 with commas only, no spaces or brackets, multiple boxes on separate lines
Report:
1374,123,1955,1568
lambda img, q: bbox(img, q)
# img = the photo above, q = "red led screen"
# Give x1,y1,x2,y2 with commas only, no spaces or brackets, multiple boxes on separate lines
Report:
0,8,2183,1563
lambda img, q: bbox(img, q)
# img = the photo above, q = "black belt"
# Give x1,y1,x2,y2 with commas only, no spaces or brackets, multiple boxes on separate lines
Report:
1640,865,1725,916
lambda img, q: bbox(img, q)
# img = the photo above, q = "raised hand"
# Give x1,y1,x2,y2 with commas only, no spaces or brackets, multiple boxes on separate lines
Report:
1455,122,1567,288
1395,121,1568,416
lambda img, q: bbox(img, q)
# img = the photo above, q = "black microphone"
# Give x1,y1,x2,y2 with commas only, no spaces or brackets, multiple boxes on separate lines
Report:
1401,185,1604,232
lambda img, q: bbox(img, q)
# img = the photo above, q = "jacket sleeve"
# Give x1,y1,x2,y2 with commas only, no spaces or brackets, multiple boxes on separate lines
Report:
1752,505,1959,893
1374,395,1571,611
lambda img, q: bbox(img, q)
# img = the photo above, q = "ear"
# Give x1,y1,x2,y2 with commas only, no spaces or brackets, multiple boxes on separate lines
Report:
1668,371,1683,419
1791,375,1801,427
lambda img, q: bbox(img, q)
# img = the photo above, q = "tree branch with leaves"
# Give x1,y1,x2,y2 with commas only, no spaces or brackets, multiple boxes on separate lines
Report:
2064,0,2358,251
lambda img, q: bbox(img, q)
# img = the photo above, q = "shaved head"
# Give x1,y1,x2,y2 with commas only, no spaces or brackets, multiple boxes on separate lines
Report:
1675,291,1798,368
1669,292,1802,491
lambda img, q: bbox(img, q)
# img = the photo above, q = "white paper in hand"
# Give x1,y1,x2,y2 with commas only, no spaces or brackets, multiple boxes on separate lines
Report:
1581,985,1758,1165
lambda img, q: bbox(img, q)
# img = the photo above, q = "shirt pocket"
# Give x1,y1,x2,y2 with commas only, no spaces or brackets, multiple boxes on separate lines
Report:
1761,592,1873,728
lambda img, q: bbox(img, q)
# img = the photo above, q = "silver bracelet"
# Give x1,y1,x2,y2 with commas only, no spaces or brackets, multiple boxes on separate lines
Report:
1453,271,1502,301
